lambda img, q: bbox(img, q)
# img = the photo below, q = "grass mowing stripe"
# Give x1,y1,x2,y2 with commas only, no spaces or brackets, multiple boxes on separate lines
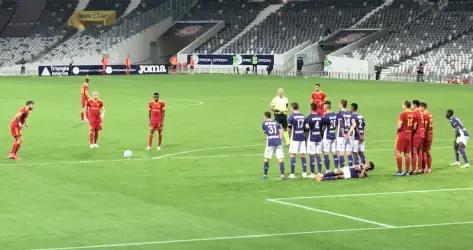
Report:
30,221,473,250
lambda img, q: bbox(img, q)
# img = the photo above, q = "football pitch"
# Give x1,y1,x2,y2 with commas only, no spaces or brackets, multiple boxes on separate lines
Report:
1,74,473,250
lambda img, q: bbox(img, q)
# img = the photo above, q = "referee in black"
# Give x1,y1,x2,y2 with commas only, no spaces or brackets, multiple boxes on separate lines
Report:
270,88,290,145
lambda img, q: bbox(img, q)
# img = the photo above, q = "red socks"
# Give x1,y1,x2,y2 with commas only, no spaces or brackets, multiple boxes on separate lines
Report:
396,156,402,172
10,143,21,155
148,134,153,147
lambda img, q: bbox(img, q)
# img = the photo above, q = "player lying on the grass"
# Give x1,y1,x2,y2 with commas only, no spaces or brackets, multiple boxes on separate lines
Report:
85,91,105,148
261,111,285,179
147,92,165,151
446,109,470,168
305,103,323,176
287,102,308,179
395,100,414,176
315,161,375,181
9,101,34,160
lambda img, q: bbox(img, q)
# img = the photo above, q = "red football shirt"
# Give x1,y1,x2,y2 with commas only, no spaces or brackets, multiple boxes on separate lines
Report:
87,99,103,121
413,108,426,139
398,110,414,139
12,107,30,125
311,91,326,105
424,111,433,139
149,100,165,123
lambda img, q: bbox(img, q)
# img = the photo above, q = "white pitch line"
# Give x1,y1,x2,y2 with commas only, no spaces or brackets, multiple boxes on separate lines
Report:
267,199,395,228
30,221,473,250
0,143,467,167
270,187,473,201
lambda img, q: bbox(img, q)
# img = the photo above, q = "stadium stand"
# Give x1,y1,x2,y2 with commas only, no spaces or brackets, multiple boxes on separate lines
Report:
36,0,181,64
184,0,268,54
85,0,130,18
389,32,473,75
354,0,430,30
345,1,473,70
221,0,384,54
0,0,19,34
0,0,77,66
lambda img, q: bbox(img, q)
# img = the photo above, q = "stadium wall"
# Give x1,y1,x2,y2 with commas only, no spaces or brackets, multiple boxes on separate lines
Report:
177,21,225,63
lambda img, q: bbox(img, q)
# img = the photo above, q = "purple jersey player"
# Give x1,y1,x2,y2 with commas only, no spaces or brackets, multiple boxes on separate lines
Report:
446,109,469,168
287,102,307,179
336,99,354,169
261,111,285,179
348,103,366,166
306,103,323,176
322,101,338,173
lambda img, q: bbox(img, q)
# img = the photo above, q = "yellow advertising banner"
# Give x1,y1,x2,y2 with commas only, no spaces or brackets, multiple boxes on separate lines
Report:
68,10,116,30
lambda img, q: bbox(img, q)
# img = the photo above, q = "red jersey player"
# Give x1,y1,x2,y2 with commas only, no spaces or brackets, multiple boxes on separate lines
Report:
80,78,90,122
146,92,166,151
411,100,425,174
311,83,326,115
421,102,433,173
9,101,34,160
395,100,414,176
85,91,105,148
124,55,132,75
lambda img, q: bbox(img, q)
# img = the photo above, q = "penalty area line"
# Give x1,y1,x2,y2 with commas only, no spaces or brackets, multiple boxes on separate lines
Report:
269,187,473,200
30,221,473,250
267,199,395,228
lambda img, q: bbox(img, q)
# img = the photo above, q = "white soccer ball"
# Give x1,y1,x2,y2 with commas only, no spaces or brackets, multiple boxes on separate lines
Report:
123,150,133,159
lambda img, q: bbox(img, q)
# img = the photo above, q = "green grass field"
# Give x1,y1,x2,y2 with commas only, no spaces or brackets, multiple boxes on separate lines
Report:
1,74,473,250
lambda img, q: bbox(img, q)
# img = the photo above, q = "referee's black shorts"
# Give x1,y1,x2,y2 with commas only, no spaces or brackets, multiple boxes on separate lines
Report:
274,113,288,129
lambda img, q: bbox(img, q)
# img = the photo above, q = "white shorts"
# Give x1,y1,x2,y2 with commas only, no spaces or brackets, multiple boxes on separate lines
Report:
307,140,322,155
353,140,365,153
322,139,337,154
336,137,353,153
456,136,469,146
289,140,307,154
342,167,352,179
264,145,284,159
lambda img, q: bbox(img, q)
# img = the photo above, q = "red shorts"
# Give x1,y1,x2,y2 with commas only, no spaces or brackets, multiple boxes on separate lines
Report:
413,137,425,150
10,123,21,138
423,138,433,152
396,135,412,153
89,119,102,131
150,121,163,132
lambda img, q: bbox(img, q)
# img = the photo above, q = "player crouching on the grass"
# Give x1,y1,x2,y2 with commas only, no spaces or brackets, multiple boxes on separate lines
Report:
147,92,166,151
288,102,308,179
85,91,105,148
446,109,470,168
316,161,375,181
261,112,285,179
305,103,323,177
9,101,34,160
